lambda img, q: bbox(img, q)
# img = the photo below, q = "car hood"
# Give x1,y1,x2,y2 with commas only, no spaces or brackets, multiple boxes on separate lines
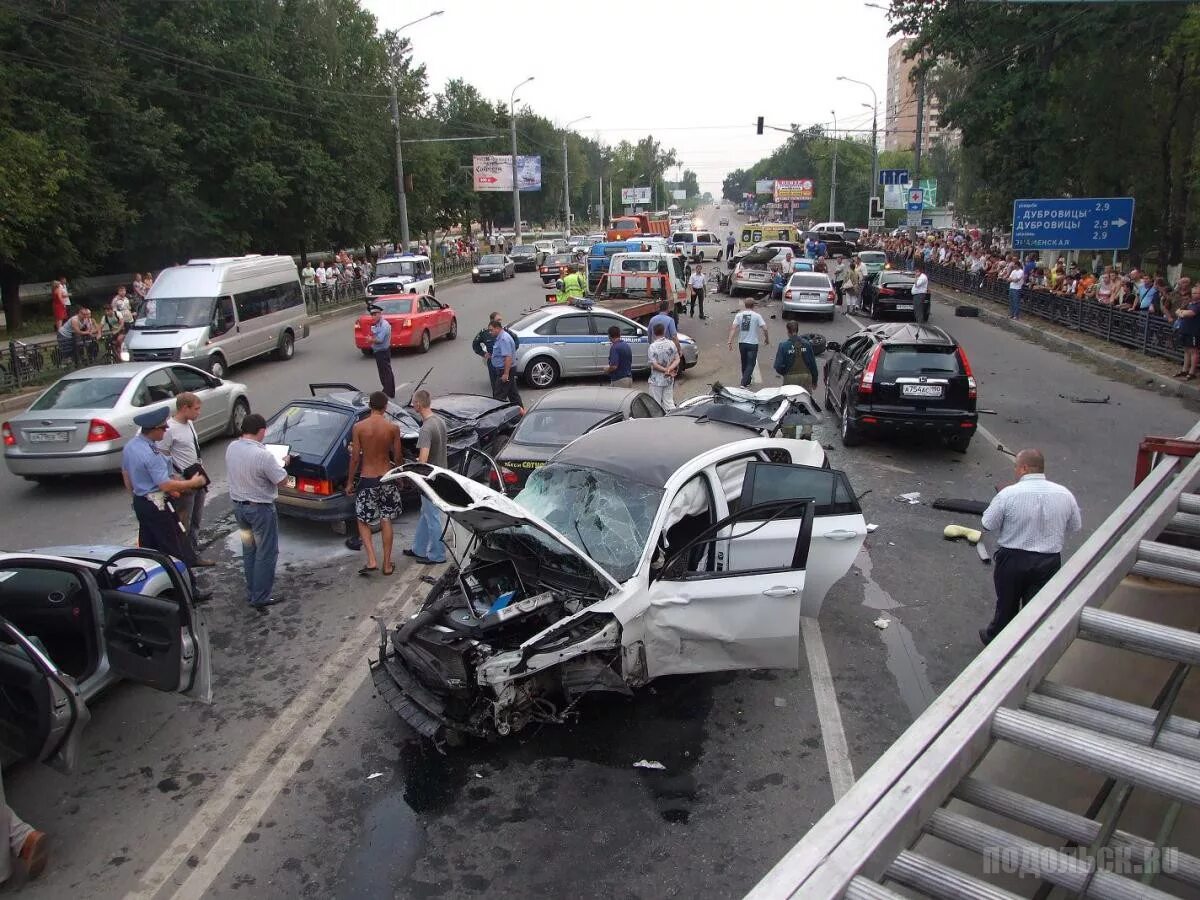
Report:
125,325,207,347
385,464,622,591
741,246,782,265
671,384,821,431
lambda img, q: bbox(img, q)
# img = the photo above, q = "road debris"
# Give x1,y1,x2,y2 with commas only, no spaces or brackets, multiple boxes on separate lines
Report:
874,617,891,630
896,492,921,504
943,524,983,545
866,523,879,533
932,498,989,516
774,697,788,708
633,760,667,771
1059,393,1110,404
367,772,384,780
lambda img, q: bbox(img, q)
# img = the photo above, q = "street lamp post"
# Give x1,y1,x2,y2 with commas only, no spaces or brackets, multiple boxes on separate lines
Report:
390,10,443,253
510,76,534,245
829,110,837,221
562,115,590,238
837,75,880,219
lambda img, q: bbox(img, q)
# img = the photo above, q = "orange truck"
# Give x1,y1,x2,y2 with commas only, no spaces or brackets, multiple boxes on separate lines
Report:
606,213,670,242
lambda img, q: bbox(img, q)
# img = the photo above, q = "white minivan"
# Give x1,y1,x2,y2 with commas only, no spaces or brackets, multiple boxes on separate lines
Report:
670,230,724,260
123,255,308,379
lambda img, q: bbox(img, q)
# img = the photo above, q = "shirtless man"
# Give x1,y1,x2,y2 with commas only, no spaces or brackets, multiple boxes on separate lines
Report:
346,391,405,575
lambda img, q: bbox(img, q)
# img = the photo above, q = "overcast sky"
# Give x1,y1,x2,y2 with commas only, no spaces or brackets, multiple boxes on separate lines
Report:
363,0,894,197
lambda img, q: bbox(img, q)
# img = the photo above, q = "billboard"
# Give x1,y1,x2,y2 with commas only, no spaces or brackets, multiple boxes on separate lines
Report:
621,187,652,204
755,179,775,195
472,155,542,192
773,178,814,202
884,184,907,210
671,189,687,201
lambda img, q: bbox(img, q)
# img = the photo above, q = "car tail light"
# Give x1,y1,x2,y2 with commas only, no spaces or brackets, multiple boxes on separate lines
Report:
296,477,333,495
87,419,121,443
734,266,744,278
1,423,13,447
489,467,520,488
878,287,897,296
957,347,977,399
827,290,836,302
858,345,883,395
784,290,792,299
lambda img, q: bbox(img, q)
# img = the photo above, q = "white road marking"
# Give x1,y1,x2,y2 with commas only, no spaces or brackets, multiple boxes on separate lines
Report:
125,566,431,900
801,617,855,800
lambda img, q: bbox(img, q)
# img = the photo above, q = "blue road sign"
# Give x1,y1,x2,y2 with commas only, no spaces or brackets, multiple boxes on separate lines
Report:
879,169,910,186
1011,197,1135,251
921,217,934,228
906,188,924,213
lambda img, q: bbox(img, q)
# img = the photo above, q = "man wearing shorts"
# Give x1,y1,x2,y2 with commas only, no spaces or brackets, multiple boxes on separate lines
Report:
346,391,404,575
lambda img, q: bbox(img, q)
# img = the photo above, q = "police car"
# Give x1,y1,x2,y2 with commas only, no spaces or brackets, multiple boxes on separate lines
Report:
507,305,699,389
367,253,435,298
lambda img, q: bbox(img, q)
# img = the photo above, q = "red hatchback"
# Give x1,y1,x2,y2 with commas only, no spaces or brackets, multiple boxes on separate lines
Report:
353,294,458,355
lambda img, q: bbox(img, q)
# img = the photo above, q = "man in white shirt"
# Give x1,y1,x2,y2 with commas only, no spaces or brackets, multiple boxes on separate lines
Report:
912,261,931,323
158,392,214,566
727,297,768,388
978,448,1081,645
1007,259,1026,319
688,266,707,319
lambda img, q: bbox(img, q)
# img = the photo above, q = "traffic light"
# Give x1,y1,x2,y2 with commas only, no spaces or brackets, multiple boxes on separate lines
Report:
870,196,883,218
756,116,764,135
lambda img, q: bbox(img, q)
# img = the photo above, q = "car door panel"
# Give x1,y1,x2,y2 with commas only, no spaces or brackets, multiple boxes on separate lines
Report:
0,618,89,774
549,314,597,376
99,548,211,701
641,500,814,678
169,366,224,438
726,462,866,617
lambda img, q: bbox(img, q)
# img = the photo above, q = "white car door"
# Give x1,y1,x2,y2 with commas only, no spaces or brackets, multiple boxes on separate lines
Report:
640,475,815,679
722,460,866,618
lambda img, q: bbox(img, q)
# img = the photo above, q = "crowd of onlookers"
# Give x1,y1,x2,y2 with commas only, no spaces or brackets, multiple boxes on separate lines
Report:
300,253,374,304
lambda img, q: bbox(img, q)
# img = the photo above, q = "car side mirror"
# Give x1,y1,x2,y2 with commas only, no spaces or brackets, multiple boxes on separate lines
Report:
826,341,841,353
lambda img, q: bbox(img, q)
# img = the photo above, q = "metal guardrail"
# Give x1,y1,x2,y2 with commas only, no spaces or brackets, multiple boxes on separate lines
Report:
749,420,1200,899
898,257,1183,364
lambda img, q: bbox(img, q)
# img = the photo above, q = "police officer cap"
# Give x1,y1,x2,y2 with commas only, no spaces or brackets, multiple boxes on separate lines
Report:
134,406,171,429
367,303,383,313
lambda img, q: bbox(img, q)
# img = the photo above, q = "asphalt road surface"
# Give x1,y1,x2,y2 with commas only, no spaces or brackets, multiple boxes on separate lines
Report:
2,210,1197,899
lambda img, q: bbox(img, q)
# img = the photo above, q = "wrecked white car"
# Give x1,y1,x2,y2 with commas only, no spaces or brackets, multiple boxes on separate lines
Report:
369,416,865,744
672,382,822,437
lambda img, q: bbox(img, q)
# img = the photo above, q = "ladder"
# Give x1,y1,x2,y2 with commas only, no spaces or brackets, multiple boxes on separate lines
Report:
749,425,1200,900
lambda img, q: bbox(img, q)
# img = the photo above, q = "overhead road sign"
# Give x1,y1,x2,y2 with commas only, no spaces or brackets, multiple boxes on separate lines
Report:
879,169,910,186
1011,197,1134,251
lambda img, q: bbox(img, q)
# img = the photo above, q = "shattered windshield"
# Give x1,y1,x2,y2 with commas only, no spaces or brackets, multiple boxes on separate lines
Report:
518,463,662,583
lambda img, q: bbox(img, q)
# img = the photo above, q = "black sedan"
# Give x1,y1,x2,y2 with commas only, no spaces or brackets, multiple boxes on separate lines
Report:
493,385,664,493
510,245,539,271
538,253,576,286
861,271,918,319
266,379,521,530
472,254,515,283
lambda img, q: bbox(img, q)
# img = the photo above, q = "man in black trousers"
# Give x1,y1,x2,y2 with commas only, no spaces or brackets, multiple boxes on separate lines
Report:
979,448,1081,645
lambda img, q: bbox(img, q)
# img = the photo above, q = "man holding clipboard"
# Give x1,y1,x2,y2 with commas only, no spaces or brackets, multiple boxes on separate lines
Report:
225,412,292,611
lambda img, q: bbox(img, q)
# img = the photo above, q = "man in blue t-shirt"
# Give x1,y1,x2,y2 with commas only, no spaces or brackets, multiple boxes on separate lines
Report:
816,239,828,258
606,325,633,387
488,320,524,410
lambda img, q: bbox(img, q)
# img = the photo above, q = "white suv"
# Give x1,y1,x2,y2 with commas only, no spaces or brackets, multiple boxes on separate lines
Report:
367,254,435,297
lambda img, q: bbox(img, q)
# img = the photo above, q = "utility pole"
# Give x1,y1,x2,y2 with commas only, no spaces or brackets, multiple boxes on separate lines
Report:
829,110,838,221
509,76,533,245
390,85,411,253
837,75,879,223
562,116,590,238
598,174,604,228
913,70,926,182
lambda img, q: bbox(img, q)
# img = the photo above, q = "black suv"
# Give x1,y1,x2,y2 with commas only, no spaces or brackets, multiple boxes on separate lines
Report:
861,270,917,319
510,245,539,271
823,323,978,452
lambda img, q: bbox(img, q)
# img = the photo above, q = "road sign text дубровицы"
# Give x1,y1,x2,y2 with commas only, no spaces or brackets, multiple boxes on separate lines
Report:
1011,198,1134,251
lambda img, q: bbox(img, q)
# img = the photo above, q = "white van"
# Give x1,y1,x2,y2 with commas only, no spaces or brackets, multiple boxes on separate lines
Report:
811,221,847,235
123,255,308,379
367,254,434,297
603,252,687,301
670,230,724,261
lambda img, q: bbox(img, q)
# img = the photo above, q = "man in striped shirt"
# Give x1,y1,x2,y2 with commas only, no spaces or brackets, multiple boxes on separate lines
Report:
979,449,1081,645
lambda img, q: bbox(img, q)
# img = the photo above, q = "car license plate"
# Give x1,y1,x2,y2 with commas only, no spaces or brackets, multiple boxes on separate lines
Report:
28,431,69,443
896,304,914,310
286,476,297,488
509,461,543,469
802,293,821,300
902,384,944,398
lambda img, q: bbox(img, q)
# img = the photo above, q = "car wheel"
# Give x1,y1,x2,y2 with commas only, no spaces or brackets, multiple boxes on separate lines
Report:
275,330,295,361
361,347,372,357
524,356,560,388
824,382,836,412
946,433,973,453
226,397,250,437
447,318,458,340
207,354,227,379
717,250,724,261
841,400,863,447
472,277,479,283
730,286,740,298
419,330,431,353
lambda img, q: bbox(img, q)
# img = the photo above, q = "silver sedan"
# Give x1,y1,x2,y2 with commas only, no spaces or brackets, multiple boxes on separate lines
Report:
2,362,249,480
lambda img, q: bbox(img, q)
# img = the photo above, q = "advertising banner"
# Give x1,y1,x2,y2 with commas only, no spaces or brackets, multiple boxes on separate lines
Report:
919,178,938,208
621,187,652,204
773,178,814,202
884,184,907,210
472,155,542,192
755,179,775,195
671,189,687,201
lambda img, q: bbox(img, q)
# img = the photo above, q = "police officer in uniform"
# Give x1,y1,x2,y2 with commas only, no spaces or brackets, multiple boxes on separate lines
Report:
121,407,211,601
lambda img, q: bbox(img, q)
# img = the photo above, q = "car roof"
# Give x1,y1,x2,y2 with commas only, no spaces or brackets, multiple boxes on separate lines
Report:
528,386,643,413
552,417,758,488
52,361,180,379
379,253,430,263
862,323,958,346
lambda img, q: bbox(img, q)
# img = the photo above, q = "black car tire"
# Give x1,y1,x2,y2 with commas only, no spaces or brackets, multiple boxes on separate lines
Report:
472,277,479,283
226,397,250,437
802,333,827,356
447,318,458,340
717,250,723,261
824,382,836,412
524,356,560,389
206,354,227,379
946,433,973,453
955,305,980,317
419,330,431,353
361,347,372,357
841,400,864,447
275,330,295,361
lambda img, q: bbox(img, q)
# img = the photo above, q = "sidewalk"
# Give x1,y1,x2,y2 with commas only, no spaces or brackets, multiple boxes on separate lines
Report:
930,283,1200,405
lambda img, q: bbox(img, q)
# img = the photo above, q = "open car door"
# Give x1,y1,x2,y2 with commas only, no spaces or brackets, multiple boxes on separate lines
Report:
642,499,815,679
99,549,212,703
725,461,866,618
0,617,90,774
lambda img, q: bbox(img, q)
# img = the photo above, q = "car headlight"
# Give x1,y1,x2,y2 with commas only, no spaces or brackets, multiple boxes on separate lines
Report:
119,349,131,362
472,267,479,274
181,339,199,354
